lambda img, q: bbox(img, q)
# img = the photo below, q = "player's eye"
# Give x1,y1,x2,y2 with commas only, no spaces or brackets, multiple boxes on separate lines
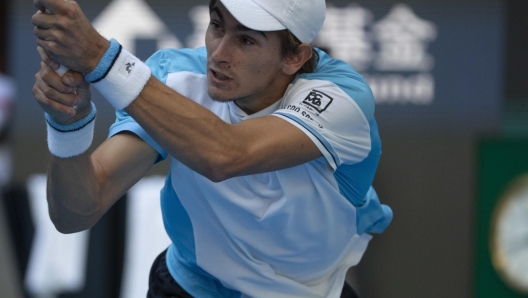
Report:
210,21,221,30
240,37,254,45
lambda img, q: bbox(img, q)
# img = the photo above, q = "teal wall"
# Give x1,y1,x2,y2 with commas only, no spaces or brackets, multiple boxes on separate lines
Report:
476,140,528,297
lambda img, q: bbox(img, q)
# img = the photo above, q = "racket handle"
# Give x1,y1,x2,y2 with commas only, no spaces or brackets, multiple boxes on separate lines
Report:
55,65,69,77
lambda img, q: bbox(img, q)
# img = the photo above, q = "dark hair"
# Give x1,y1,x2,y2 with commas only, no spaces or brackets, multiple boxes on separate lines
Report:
209,0,319,75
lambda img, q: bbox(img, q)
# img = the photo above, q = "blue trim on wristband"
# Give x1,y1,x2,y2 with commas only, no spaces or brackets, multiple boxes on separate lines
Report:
46,102,97,133
85,39,122,83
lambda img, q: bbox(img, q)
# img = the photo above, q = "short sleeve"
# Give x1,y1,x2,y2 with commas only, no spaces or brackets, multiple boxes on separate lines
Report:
108,109,168,163
273,78,373,170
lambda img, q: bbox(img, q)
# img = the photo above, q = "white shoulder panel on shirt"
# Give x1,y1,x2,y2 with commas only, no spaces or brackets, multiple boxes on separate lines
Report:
275,78,372,168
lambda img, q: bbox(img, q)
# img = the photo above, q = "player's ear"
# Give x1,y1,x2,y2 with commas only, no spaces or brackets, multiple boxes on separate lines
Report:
282,44,312,76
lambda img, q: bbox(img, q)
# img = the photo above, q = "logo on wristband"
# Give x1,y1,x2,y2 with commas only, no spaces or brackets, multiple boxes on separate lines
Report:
126,62,136,74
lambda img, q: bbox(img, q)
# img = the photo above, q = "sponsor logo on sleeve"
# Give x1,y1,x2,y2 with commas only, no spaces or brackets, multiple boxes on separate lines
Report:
303,89,333,113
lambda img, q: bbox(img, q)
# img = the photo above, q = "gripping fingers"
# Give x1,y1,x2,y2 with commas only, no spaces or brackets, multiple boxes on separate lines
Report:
33,82,77,118
35,69,79,117
39,61,77,93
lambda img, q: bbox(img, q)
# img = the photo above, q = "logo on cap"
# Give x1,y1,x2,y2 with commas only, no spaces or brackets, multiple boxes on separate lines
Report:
303,90,333,113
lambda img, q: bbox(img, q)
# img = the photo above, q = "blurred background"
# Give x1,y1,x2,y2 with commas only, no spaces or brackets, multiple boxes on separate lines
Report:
0,0,527,297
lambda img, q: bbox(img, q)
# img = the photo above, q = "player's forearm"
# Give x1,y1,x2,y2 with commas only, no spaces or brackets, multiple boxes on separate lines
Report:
123,77,322,181
47,153,103,233
126,78,245,182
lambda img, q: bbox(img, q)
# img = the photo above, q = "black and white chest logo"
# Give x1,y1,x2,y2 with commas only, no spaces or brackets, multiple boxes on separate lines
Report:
303,89,333,113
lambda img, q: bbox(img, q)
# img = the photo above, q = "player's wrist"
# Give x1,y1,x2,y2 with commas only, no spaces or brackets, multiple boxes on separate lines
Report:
48,101,93,126
85,39,151,110
83,37,111,75
46,102,97,158
84,38,121,82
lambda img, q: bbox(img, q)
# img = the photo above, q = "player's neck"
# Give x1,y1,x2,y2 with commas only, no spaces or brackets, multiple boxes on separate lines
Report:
234,75,295,115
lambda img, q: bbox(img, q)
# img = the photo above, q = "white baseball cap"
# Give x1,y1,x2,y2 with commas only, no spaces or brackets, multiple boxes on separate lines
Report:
218,0,326,44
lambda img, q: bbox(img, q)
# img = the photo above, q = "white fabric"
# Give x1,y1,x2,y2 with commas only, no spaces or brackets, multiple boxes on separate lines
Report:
164,71,371,297
46,119,94,158
120,176,171,298
220,0,326,43
25,175,89,298
275,78,372,168
92,48,151,110
108,47,386,297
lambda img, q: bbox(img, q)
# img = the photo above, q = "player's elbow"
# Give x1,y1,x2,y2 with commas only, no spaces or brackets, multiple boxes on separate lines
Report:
201,150,247,183
50,215,94,234
48,204,100,234
53,222,89,234
202,161,235,183
205,170,229,183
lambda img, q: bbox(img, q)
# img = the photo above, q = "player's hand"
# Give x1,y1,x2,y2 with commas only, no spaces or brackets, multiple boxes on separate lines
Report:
33,49,92,125
31,0,109,74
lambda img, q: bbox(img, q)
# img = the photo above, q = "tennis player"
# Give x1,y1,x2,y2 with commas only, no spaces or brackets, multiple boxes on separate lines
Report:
32,0,392,297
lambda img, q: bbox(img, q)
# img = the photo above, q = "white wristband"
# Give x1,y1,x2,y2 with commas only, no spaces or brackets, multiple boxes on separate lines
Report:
91,47,151,110
46,103,96,158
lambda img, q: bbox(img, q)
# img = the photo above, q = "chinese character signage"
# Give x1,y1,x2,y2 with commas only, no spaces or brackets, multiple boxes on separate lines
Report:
371,4,436,105
315,3,438,105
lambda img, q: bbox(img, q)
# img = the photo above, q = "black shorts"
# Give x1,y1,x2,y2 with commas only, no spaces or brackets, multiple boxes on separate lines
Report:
148,250,360,298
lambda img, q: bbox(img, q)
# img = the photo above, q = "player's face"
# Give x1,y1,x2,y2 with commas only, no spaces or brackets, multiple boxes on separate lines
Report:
206,2,291,114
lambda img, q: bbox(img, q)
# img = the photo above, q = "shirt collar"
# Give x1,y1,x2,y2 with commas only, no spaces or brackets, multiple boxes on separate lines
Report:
228,98,283,124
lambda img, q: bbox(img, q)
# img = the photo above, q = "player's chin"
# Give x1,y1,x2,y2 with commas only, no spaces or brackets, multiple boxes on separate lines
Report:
207,87,236,103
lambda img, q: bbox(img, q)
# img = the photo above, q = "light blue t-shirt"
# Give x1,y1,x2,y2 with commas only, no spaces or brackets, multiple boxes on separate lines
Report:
109,47,392,298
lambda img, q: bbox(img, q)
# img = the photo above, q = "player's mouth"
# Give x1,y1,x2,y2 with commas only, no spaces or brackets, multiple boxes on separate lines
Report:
210,69,232,83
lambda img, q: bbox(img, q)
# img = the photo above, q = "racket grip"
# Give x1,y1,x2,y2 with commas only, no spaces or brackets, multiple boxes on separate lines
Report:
55,65,69,77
